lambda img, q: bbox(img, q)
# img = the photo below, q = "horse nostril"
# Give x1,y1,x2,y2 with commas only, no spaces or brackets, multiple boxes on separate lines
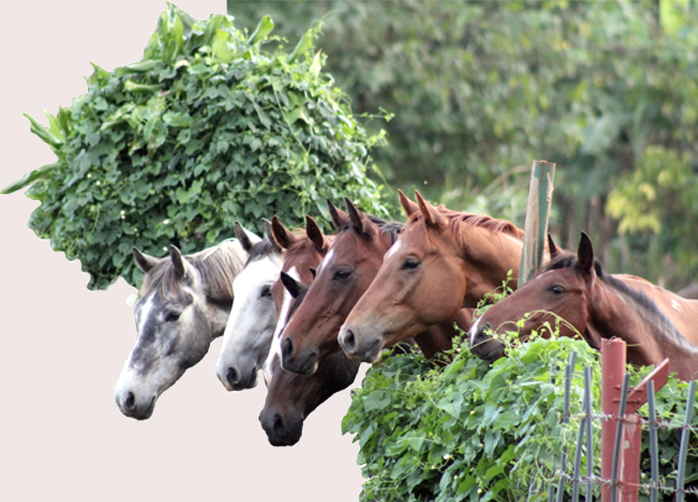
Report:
225,366,238,386
125,391,135,411
272,413,284,433
281,337,293,358
343,329,356,351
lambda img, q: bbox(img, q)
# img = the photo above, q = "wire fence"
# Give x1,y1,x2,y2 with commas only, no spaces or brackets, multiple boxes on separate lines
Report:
547,340,697,502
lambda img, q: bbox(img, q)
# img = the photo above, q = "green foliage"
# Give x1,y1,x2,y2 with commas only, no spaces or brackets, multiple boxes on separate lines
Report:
232,0,698,289
8,4,388,289
343,336,698,501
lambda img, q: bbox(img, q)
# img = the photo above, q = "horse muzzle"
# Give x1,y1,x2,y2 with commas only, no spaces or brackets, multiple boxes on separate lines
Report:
115,389,156,420
469,321,506,362
338,325,383,363
259,408,303,447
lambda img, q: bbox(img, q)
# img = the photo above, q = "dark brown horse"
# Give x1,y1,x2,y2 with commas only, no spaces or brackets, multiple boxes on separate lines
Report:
259,272,360,446
339,191,524,363
279,198,456,375
470,233,698,380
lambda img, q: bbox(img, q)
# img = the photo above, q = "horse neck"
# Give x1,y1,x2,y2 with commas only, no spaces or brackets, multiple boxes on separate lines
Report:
587,275,694,371
452,221,523,303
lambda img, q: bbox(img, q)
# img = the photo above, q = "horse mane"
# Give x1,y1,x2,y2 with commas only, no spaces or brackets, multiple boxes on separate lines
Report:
141,239,245,304
407,208,523,240
543,252,694,351
452,212,524,239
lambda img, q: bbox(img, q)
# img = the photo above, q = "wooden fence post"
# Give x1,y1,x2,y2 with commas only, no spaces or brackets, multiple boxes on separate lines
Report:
518,160,556,287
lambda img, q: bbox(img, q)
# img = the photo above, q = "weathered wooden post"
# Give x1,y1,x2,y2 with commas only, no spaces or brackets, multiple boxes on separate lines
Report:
518,160,556,287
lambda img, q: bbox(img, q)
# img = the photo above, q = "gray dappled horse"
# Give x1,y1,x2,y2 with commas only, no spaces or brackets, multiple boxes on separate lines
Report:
114,237,253,419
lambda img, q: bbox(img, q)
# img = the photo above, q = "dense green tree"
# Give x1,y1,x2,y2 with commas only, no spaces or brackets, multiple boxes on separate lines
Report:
4,5,388,288
231,0,698,289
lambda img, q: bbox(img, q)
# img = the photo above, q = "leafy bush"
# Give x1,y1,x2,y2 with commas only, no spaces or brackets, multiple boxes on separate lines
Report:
7,4,388,289
343,336,697,501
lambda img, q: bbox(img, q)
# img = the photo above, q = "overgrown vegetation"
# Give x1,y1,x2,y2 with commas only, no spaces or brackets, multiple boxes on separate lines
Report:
232,0,698,289
343,336,697,501
5,4,388,289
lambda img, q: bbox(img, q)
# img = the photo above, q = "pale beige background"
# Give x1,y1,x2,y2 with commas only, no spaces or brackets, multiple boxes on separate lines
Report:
0,2,366,500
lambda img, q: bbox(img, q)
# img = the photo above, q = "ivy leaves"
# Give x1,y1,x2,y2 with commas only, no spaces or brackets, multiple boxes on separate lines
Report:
343,336,696,501
6,4,388,289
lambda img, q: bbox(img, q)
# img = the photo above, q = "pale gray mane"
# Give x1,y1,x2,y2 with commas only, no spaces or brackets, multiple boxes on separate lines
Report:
141,239,246,304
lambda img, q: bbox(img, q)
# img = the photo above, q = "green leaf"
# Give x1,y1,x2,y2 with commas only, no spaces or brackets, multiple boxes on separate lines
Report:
2,163,58,194
247,15,274,45
23,113,62,149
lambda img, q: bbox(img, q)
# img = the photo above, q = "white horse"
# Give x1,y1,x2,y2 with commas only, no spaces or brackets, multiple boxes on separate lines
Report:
114,235,254,420
215,216,328,391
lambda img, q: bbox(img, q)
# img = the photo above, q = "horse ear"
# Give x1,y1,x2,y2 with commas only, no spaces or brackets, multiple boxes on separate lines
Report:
262,218,282,253
132,248,158,273
415,190,445,228
271,216,296,250
547,233,560,260
280,271,302,299
234,222,255,253
344,198,366,236
398,189,418,217
576,232,594,274
306,216,326,253
327,199,348,231
169,245,186,280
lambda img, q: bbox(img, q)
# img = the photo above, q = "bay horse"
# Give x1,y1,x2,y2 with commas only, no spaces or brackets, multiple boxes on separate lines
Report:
280,198,456,376
115,237,250,419
338,191,525,363
215,216,329,390
259,272,360,446
469,233,698,380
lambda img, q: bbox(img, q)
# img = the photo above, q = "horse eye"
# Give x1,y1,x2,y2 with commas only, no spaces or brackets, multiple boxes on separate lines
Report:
309,267,317,279
332,269,352,281
260,285,273,298
401,257,421,270
550,284,565,295
164,311,181,323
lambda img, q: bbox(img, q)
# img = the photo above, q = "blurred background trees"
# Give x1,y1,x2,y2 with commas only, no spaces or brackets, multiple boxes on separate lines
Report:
230,0,698,291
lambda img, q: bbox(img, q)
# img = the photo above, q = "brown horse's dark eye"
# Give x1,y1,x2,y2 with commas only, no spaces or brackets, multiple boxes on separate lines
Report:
401,257,421,270
164,311,181,322
260,285,273,298
333,269,352,281
550,284,565,295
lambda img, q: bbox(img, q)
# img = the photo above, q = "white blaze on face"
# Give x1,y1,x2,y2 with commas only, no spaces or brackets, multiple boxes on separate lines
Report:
468,316,483,346
216,253,282,382
385,239,402,259
263,266,299,383
317,248,336,275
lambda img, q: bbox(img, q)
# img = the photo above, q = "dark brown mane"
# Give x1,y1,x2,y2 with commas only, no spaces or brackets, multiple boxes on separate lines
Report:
140,240,245,304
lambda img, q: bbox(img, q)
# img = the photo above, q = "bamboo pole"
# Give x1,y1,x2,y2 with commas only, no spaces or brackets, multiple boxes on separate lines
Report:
518,160,556,287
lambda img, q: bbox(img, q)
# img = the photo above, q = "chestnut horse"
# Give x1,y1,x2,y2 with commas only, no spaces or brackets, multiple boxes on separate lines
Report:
339,191,525,363
259,272,360,446
216,215,329,390
470,233,698,380
280,198,456,375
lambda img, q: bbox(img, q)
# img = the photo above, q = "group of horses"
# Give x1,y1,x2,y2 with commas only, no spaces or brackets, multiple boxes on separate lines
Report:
113,190,698,446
